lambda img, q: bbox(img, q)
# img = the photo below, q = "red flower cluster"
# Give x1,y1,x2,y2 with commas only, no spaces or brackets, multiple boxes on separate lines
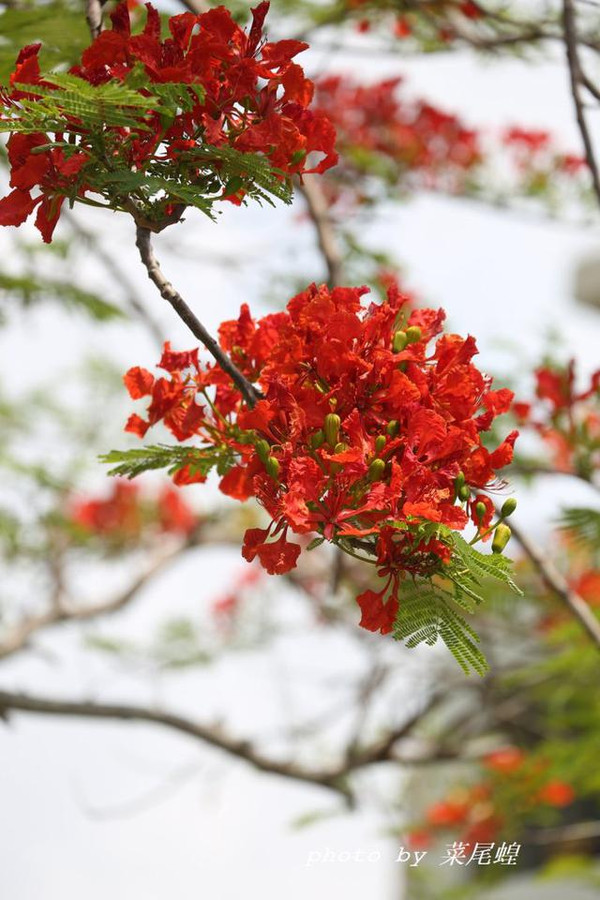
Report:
513,359,600,478
0,2,336,241
122,283,517,634
408,747,575,851
69,479,197,542
311,76,589,214
314,75,481,202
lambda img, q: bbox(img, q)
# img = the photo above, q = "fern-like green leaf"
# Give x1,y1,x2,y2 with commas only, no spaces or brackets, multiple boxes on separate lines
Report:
100,444,233,480
393,580,489,676
559,507,600,552
450,533,522,595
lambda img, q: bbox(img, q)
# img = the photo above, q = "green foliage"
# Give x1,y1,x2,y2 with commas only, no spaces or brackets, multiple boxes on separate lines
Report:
448,533,522,602
1,69,294,224
0,1,88,84
100,443,236,480
387,526,521,674
4,74,163,133
393,579,490,676
559,507,600,555
0,272,124,321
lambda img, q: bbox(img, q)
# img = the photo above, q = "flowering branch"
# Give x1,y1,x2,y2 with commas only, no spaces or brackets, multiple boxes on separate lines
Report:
135,226,262,408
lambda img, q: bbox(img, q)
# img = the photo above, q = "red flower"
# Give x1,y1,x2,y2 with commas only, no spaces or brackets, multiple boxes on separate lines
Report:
484,747,524,773
122,284,517,632
539,780,575,807
0,3,337,241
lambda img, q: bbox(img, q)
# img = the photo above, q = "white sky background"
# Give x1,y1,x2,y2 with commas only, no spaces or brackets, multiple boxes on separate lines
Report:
0,12,600,900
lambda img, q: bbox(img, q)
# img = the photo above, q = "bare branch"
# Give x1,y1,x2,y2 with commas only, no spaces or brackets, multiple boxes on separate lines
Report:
563,0,600,207
508,514,600,650
64,210,164,349
299,176,344,289
0,689,353,799
135,226,262,408
0,541,192,661
85,0,105,40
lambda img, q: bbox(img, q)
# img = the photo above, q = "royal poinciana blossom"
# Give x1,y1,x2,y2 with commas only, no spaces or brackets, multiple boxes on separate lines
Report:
68,479,197,543
514,359,600,479
0,1,336,241
314,75,588,211
119,283,518,635
408,747,575,852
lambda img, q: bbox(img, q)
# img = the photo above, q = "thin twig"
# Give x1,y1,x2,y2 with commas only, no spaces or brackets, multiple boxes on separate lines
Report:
563,0,600,207
64,210,164,348
0,541,192,661
508,514,600,650
135,227,262,408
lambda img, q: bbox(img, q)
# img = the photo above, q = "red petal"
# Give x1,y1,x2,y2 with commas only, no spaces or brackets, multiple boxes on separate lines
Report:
256,533,301,574
123,366,155,399
124,413,150,438
357,589,398,635
0,188,38,226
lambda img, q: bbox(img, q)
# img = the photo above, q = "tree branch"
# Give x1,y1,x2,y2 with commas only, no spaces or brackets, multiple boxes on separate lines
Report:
135,226,262,408
0,540,194,661
563,0,600,207
0,686,483,796
0,689,353,800
85,0,105,40
299,175,344,289
64,210,164,348
508,514,600,650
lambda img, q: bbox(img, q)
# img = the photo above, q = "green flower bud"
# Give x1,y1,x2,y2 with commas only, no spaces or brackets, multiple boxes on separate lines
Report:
405,325,422,344
368,458,386,482
492,523,512,554
459,484,470,502
455,471,466,490
310,429,325,450
324,413,341,448
392,330,408,353
375,435,387,454
333,442,348,454
501,497,517,518
386,420,399,438
475,501,487,522
265,456,280,480
255,439,270,463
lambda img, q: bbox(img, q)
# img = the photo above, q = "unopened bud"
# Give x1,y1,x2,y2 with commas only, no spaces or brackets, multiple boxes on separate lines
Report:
375,435,387,454
386,420,399,438
333,442,348,454
405,325,422,344
255,439,270,463
492,523,512,554
368,458,386,482
310,429,325,450
475,501,487,522
500,497,517,518
458,484,470,502
324,413,341,448
265,456,280,480
393,330,408,353
455,471,466,490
